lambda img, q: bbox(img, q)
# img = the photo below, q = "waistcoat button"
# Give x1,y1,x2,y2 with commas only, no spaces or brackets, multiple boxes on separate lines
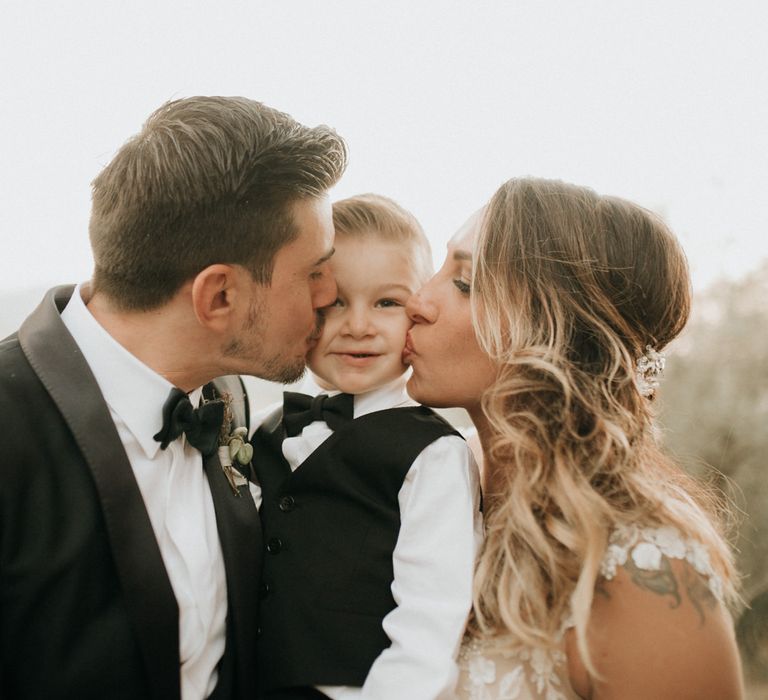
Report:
279,495,295,512
266,537,283,554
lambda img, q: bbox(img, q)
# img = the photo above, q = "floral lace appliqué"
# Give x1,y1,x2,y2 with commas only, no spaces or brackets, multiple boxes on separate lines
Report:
600,524,724,602
460,638,568,700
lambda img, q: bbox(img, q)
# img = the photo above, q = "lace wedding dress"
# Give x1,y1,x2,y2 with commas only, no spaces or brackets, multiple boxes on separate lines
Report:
456,525,724,700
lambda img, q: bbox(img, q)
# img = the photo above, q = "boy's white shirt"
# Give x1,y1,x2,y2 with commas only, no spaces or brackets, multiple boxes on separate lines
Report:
249,373,483,700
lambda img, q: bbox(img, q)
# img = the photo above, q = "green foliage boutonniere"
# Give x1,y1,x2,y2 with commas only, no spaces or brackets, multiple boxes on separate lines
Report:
217,394,253,496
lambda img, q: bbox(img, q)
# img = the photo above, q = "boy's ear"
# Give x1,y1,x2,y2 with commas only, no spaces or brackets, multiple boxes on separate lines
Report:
190,264,243,331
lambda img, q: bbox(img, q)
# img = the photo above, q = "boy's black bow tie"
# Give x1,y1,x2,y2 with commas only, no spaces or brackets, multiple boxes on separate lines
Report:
153,387,225,457
282,391,354,437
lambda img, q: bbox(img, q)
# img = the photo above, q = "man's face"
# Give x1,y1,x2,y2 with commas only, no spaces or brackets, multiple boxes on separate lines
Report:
229,196,337,382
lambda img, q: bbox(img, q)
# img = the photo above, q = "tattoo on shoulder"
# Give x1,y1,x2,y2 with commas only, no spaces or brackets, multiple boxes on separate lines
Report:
623,554,682,609
622,555,717,626
595,580,611,600
681,563,717,625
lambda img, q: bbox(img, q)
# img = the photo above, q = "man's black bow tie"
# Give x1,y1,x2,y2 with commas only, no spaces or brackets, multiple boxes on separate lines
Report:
153,387,225,457
282,391,354,437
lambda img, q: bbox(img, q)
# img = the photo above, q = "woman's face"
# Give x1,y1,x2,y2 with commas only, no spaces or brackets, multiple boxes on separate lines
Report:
404,211,497,413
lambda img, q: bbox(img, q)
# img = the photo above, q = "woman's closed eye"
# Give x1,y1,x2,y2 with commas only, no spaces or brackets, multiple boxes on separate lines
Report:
453,278,471,295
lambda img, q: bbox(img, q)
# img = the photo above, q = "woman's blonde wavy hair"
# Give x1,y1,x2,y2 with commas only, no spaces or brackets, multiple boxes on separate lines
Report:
470,178,738,672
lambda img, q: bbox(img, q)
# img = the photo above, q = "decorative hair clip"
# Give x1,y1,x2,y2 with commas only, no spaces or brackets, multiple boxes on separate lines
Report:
636,345,665,398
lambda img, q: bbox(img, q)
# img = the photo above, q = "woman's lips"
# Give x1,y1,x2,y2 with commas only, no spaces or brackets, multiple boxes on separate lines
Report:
402,333,416,364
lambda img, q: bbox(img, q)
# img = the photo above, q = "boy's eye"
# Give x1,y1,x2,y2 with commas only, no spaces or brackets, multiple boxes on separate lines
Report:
309,270,324,281
453,278,471,295
376,298,402,308
330,297,344,307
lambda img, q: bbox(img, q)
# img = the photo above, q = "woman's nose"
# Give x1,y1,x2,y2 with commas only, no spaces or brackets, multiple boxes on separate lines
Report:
406,288,437,324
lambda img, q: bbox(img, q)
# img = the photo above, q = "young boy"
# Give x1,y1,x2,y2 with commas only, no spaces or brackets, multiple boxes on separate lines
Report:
251,194,482,700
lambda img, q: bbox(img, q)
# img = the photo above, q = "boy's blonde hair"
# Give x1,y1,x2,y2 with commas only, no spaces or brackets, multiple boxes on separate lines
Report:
332,194,433,283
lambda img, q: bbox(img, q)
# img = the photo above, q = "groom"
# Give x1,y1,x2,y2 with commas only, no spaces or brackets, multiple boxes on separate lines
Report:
0,97,346,699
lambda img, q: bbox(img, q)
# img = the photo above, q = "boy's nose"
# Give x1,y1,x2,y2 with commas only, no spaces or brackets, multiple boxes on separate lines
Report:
344,307,374,337
406,289,436,325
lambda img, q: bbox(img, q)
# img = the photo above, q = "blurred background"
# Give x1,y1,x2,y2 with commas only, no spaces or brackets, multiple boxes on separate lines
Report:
2,1,766,693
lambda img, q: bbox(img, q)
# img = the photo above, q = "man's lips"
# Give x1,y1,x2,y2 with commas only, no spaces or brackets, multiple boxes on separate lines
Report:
307,313,325,344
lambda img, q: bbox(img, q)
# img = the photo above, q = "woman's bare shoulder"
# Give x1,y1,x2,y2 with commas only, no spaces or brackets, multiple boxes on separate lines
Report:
566,527,743,700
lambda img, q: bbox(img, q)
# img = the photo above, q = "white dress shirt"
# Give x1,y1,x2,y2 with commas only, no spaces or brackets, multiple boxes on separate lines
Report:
61,284,227,700
252,374,483,700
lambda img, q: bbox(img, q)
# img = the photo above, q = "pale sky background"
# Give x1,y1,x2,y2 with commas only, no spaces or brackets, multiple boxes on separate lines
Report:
1,1,767,308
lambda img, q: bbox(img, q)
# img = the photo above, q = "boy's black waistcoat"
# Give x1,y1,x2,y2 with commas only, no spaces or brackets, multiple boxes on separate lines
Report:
252,405,460,691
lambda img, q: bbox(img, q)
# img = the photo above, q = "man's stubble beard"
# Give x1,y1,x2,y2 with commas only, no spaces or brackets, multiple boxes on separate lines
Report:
223,298,324,384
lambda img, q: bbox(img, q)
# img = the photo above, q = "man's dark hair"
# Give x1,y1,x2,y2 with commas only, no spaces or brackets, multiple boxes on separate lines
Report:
89,96,347,310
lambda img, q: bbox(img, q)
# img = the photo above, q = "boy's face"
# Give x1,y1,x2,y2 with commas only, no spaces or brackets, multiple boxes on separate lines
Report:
308,235,422,395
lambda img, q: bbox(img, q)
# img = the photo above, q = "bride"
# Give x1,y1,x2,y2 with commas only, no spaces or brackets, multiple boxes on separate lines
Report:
404,178,743,699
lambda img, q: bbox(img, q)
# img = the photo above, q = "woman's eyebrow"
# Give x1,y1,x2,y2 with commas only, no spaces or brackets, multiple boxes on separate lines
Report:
453,250,472,262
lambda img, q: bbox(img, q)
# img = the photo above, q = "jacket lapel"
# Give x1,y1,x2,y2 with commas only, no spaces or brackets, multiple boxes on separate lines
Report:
203,447,262,699
260,405,291,473
18,286,181,700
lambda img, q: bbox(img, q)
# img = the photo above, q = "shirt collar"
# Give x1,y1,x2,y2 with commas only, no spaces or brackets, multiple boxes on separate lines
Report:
60,283,203,459
298,371,417,418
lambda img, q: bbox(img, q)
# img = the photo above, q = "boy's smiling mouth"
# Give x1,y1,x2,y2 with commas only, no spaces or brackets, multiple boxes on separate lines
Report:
332,350,381,357
332,351,383,366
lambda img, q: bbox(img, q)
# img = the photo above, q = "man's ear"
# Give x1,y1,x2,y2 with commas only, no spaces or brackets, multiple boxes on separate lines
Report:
190,264,243,331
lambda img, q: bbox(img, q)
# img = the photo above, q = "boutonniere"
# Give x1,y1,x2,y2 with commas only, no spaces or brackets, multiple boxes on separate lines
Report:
217,394,253,496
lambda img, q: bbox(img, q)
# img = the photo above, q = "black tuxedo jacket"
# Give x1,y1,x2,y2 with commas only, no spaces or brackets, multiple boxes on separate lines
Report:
0,286,262,700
